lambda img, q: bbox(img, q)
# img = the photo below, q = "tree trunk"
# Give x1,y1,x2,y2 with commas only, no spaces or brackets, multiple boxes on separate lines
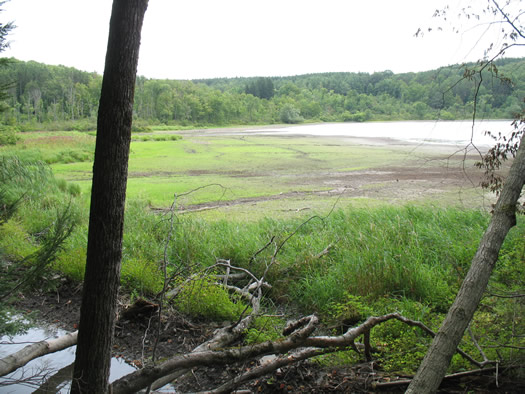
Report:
71,1,148,393
406,132,525,393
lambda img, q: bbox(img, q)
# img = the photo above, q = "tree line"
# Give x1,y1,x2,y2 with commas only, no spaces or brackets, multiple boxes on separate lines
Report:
0,57,524,130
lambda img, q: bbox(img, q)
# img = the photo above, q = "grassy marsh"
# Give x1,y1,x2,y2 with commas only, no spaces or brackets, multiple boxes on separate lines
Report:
2,128,492,217
2,126,522,374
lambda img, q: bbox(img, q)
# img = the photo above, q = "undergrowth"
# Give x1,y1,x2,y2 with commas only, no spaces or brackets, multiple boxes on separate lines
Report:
1,157,523,372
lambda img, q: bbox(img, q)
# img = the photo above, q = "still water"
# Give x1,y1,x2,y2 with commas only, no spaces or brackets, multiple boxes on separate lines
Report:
0,324,135,393
250,119,515,146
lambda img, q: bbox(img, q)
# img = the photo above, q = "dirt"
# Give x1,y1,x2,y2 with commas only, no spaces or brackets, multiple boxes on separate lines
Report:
151,126,499,213
12,283,525,393
164,164,490,215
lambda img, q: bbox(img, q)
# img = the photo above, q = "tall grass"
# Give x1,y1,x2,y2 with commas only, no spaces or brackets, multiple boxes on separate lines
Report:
0,132,95,164
1,157,519,320
112,201,494,313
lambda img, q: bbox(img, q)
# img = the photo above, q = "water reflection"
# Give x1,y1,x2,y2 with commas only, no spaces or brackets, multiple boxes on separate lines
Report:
0,325,135,393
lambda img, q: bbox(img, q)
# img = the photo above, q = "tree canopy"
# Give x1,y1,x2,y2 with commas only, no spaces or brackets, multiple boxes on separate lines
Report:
0,57,523,130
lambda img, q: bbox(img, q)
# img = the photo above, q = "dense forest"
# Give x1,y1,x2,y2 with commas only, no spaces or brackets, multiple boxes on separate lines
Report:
0,57,524,132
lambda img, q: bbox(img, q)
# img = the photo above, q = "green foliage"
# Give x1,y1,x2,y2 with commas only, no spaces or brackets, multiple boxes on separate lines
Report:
368,298,437,374
2,204,77,294
245,77,275,99
342,111,369,122
54,245,85,281
289,206,485,314
0,219,36,259
2,57,522,131
131,133,182,142
174,277,248,321
244,315,285,344
324,293,373,331
0,156,82,298
0,309,32,337
120,258,163,295
280,103,303,124
0,124,18,145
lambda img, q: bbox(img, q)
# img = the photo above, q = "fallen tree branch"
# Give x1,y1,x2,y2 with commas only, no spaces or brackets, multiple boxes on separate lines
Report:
110,315,319,393
372,366,501,389
313,244,332,259
33,362,74,393
0,330,78,377
205,347,332,394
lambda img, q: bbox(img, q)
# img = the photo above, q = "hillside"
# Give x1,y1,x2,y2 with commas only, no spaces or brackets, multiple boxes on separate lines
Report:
0,57,524,131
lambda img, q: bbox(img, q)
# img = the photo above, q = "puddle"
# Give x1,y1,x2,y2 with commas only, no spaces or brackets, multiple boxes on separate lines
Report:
0,323,136,393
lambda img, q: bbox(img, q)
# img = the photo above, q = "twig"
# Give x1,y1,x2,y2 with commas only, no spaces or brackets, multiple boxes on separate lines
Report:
468,325,492,366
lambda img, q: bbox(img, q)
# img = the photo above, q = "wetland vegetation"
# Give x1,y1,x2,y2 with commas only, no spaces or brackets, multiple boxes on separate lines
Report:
0,58,524,391
1,124,523,383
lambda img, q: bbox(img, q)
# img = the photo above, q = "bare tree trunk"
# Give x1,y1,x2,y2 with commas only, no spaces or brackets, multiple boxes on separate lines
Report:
71,1,148,393
406,132,525,393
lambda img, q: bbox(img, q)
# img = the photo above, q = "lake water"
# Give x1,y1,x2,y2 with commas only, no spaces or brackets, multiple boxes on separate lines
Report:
250,120,515,146
0,324,135,393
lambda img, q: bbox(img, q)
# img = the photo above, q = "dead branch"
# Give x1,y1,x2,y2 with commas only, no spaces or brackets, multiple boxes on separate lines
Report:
468,325,494,367
33,362,74,393
113,313,469,393
372,366,501,389
0,330,78,377
110,315,319,394
313,244,333,259
205,347,332,394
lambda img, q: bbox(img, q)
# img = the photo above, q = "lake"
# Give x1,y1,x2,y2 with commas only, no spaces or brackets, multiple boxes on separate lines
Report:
249,120,515,146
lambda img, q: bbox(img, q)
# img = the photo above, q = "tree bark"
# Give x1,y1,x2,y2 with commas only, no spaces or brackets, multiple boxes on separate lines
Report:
406,132,525,393
71,1,148,393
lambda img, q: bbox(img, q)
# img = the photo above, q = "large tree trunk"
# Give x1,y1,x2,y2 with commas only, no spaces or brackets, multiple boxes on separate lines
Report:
406,132,525,393
71,1,148,393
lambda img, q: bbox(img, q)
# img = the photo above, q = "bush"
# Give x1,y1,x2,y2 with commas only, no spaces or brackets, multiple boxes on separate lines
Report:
174,277,248,321
342,111,369,122
0,125,19,145
121,258,163,295
244,315,285,344
280,104,303,124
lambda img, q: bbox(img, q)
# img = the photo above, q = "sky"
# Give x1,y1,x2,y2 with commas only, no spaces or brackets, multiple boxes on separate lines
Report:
2,0,525,80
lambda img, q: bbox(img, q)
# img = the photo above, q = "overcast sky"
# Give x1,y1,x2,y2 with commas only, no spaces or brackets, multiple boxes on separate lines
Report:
2,0,524,80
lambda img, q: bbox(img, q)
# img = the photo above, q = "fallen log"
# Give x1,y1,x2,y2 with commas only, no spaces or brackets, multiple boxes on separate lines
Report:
0,330,78,377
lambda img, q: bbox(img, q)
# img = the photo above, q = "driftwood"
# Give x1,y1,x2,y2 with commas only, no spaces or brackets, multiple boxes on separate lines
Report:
0,330,78,377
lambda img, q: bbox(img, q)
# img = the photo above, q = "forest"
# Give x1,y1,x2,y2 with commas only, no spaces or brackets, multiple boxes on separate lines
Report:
0,56,524,134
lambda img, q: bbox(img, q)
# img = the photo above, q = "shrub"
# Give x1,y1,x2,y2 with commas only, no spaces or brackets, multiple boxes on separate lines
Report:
0,125,19,145
174,277,248,321
280,104,303,124
120,258,163,295
244,315,285,344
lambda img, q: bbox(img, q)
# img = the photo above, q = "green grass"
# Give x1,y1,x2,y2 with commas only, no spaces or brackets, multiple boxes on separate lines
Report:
41,132,419,211
2,129,490,218
1,149,523,373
